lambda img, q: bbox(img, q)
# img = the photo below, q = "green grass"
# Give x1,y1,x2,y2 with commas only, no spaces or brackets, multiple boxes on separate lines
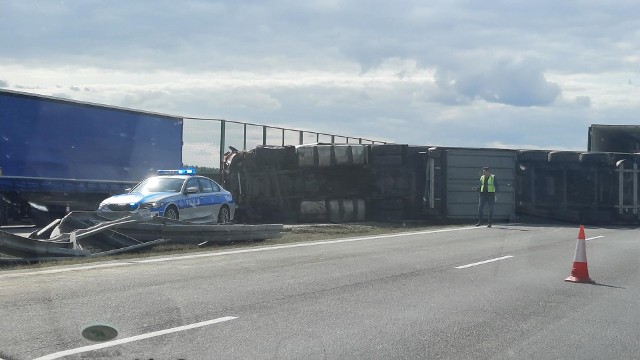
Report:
0,223,451,271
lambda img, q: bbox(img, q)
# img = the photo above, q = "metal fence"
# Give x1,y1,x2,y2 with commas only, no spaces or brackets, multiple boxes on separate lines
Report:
182,117,387,170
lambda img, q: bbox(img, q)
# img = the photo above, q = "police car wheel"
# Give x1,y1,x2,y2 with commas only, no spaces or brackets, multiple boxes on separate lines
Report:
164,205,179,220
218,206,230,224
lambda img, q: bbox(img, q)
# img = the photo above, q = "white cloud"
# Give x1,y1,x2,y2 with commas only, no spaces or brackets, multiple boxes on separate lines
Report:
435,58,562,107
548,72,640,108
1,0,640,154
573,96,592,108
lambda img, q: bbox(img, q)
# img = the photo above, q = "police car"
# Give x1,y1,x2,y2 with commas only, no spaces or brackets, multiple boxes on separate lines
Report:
98,169,235,223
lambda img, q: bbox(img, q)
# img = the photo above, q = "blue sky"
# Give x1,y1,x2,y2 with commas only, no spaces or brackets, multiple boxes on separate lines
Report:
1,0,640,164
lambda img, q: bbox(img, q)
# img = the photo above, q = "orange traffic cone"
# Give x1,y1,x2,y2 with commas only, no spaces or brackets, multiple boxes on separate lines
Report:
565,225,594,284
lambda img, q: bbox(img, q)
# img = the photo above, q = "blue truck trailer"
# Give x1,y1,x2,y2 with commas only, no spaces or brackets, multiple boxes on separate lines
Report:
0,89,183,225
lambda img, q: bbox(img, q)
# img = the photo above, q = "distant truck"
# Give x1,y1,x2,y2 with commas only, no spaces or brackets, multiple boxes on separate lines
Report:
0,89,183,225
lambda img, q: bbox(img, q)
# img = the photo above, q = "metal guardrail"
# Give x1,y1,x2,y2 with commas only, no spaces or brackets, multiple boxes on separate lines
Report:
182,117,387,172
0,212,284,262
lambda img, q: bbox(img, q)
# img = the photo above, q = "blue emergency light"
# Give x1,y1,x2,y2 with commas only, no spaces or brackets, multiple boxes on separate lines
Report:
156,168,196,175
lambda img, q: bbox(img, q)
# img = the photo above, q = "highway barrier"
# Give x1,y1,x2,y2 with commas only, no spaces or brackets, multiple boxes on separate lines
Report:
0,212,283,263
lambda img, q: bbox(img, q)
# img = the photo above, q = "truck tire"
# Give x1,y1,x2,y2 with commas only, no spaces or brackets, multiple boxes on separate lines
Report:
548,151,580,163
370,144,406,156
327,199,341,223
517,150,550,162
325,198,363,223
164,205,179,220
350,145,369,166
296,145,317,167
316,145,333,167
354,198,366,221
579,152,612,164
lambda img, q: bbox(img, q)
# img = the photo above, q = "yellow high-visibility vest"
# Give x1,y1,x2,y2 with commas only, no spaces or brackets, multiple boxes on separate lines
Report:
480,174,496,193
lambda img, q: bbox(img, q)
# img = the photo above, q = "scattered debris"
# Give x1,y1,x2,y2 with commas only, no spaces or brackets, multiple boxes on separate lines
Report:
0,211,283,263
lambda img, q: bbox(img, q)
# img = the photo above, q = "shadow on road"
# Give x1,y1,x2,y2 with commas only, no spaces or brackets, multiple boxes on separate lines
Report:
493,226,530,232
591,282,625,289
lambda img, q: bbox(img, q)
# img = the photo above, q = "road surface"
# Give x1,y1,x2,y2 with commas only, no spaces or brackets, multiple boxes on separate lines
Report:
1,223,639,359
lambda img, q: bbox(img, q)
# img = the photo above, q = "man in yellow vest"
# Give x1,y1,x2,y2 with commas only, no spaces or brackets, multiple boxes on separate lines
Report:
477,166,498,227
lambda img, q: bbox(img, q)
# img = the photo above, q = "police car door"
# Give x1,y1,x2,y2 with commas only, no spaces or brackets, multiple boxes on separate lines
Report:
197,177,219,219
183,177,204,219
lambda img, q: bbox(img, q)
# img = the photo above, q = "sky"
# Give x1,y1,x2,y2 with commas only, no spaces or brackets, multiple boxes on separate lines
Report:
1,0,640,166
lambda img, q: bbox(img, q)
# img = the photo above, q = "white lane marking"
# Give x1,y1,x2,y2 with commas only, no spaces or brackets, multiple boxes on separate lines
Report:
1,226,479,278
0,262,133,279
134,226,477,263
455,255,514,269
33,316,237,360
585,236,604,242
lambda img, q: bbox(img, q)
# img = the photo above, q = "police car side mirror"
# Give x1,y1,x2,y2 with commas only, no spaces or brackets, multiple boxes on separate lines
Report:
124,188,132,193
186,186,199,194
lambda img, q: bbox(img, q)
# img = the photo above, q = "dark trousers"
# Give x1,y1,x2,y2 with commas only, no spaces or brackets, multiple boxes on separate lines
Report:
478,192,496,223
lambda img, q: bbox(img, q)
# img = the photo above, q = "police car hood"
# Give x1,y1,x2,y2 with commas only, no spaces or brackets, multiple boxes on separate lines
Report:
102,192,176,205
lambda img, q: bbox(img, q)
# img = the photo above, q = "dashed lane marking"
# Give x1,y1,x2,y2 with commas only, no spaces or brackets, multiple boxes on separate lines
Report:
33,316,238,360
1,226,479,279
585,236,604,241
455,255,514,269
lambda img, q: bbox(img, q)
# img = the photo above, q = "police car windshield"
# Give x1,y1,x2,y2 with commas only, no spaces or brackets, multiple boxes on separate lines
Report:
131,177,185,194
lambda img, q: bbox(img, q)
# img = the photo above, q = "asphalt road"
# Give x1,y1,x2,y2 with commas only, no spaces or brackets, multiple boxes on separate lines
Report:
1,223,639,359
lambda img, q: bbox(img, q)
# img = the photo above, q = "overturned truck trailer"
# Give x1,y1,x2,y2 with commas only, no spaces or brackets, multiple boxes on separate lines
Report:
223,144,384,223
517,149,640,224
222,144,517,223
227,139,640,225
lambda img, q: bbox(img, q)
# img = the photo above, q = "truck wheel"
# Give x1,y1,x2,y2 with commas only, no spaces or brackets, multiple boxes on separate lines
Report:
517,150,550,162
218,205,230,224
164,205,179,220
579,152,612,164
370,144,406,156
548,151,580,162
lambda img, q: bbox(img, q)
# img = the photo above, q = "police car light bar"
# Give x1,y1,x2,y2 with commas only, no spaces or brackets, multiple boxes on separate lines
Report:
156,169,196,175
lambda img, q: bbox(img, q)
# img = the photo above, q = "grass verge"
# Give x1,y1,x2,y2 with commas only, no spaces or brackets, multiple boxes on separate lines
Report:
0,222,454,271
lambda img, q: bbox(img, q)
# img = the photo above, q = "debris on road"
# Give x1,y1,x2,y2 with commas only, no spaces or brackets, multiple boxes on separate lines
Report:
0,211,283,263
